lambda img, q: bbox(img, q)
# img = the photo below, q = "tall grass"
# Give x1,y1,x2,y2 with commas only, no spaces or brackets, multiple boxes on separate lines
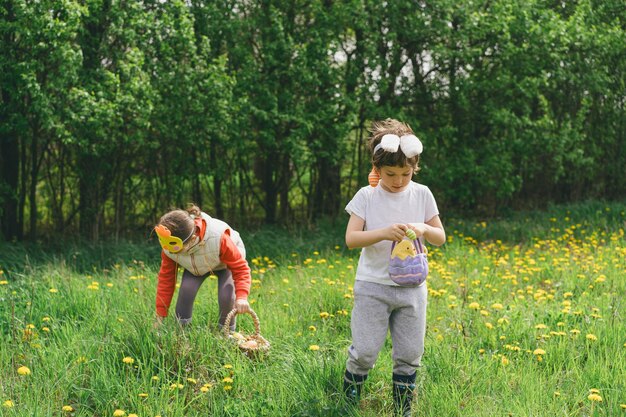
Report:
1,202,624,416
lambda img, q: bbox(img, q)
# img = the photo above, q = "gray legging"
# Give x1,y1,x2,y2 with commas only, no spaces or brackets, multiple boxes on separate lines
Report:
174,268,235,328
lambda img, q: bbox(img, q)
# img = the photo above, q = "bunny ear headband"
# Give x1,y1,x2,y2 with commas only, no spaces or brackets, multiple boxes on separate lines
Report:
373,134,423,158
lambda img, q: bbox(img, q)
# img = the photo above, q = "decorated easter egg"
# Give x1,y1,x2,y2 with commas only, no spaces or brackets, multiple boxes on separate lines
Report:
406,229,417,240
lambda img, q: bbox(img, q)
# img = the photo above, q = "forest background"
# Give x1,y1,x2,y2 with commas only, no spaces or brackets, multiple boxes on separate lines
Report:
0,0,625,242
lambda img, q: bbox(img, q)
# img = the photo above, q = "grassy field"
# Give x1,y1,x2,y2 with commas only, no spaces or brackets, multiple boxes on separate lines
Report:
1,202,625,416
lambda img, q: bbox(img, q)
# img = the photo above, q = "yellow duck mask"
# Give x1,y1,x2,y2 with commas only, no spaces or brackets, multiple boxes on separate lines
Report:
155,224,190,253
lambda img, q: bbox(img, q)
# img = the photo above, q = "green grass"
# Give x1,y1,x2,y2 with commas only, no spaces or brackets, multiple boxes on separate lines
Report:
1,201,625,416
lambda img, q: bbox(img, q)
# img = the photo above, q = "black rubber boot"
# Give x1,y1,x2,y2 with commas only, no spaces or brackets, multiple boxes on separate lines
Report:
393,372,416,417
343,370,367,405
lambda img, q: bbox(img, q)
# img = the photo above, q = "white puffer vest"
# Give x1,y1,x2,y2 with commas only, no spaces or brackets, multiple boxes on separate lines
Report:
163,212,246,276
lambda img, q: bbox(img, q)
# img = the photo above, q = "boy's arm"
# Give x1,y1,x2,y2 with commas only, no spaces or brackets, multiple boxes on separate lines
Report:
409,215,446,246
345,213,408,249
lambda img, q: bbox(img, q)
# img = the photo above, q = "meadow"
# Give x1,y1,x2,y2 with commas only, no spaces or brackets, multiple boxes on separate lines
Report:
1,202,625,416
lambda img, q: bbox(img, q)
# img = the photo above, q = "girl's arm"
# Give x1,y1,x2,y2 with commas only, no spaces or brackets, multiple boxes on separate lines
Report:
155,252,178,317
345,213,408,249
219,232,252,313
409,215,446,246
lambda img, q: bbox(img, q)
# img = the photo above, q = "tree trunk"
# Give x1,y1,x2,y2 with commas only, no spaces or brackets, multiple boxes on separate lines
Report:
0,135,20,240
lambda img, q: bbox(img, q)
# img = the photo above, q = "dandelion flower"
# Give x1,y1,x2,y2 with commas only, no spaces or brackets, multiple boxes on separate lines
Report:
17,366,31,376
62,405,74,412
587,393,602,402
533,349,546,355
113,410,126,417
223,385,233,391
586,334,598,341
309,345,320,351
620,404,626,409
319,312,330,319
3,400,15,408
468,302,480,310
128,414,138,417
49,288,58,293
122,357,134,364
309,325,317,332
187,378,197,385
138,393,148,398
222,377,233,383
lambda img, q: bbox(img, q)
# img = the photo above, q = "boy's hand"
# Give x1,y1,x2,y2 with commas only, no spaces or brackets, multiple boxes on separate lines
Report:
408,223,427,238
235,298,251,314
386,223,408,242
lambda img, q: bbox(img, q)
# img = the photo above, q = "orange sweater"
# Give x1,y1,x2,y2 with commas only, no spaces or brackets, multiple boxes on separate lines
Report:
155,218,251,317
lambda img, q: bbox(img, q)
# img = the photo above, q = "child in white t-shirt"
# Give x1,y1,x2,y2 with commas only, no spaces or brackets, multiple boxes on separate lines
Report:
343,118,446,416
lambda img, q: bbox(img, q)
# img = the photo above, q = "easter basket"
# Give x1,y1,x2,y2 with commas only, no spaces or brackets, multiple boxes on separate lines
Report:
223,308,270,358
389,238,429,287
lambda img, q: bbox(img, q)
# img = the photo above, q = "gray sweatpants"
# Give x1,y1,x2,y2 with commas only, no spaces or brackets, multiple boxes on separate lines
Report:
175,268,235,327
346,280,428,377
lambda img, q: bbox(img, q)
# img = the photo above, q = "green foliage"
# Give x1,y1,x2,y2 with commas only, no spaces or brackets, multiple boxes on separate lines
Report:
0,0,624,240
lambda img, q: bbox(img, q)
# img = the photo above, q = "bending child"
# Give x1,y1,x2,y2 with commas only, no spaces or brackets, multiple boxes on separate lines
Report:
343,119,446,416
153,204,251,329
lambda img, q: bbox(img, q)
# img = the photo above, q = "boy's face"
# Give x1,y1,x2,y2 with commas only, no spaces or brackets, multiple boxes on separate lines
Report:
377,165,413,193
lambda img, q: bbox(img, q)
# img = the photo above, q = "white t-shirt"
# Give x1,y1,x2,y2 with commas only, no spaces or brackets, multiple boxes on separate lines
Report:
345,181,439,286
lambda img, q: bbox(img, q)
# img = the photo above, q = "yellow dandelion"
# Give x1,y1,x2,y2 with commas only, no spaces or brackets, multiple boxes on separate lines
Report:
17,366,31,376
113,410,126,417
319,312,330,319
122,356,134,364
222,377,234,383
0,280,8,285
309,325,317,332
620,404,626,409
533,348,546,356
3,400,15,408
151,376,159,381
49,288,58,293
501,356,509,366
534,324,548,329
138,393,148,398
588,393,602,402
485,322,494,329
128,414,138,417
589,388,600,394
553,392,560,397
491,303,503,310
309,345,320,351
468,302,480,310
223,364,233,369
187,378,197,384
586,334,598,341
62,405,74,412
200,386,210,393
223,385,233,391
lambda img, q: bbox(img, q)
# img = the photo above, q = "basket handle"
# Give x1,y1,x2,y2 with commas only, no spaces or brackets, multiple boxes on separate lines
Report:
222,307,262,339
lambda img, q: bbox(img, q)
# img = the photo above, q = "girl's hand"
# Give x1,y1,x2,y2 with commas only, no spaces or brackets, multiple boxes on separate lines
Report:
235,298,251,314
408,223,427,238
385,223,408,242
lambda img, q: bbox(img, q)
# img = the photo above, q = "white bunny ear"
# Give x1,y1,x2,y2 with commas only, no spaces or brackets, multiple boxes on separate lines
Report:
380,134,401,152
399,135,423,157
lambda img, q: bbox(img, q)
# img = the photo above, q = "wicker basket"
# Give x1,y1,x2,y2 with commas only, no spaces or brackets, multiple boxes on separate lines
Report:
223,308,270,358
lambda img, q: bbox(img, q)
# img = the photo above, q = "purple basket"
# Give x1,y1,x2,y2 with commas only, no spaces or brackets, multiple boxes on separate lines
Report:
389,239,429,287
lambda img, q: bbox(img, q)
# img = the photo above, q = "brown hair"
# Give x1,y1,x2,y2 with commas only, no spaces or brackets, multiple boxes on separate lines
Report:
369,118,420,172
157,204,202,245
